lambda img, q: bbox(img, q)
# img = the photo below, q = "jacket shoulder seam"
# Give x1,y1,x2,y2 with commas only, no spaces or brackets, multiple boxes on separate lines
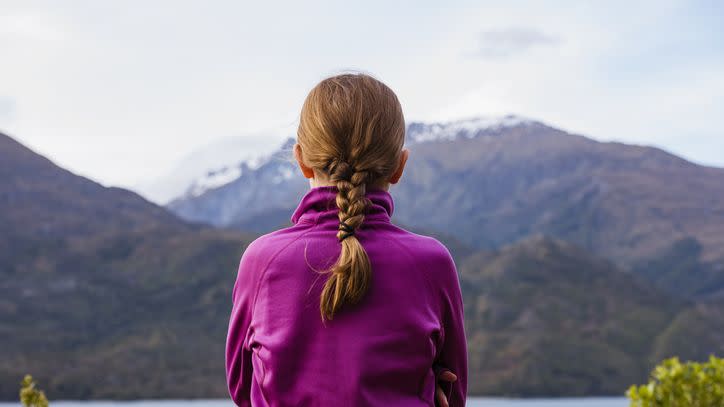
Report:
249,224,320,322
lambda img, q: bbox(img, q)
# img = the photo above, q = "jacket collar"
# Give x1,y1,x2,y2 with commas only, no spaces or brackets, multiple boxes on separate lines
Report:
291,185,394,225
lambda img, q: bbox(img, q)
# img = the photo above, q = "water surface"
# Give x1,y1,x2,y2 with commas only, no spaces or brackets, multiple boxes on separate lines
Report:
0,397,629,406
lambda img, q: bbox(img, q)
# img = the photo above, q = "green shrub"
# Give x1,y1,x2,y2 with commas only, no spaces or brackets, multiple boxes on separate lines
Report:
627,356,724,406
19,375,49,407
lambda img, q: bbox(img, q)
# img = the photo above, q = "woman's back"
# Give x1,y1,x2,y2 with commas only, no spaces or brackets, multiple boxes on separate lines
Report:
226,185,467,406
226,72,467,406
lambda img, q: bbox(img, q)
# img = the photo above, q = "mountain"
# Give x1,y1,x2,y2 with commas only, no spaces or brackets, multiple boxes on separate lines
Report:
395,119,724,265
3,128,723,400
166,116,541,232
135,132,289,204
168,137,307,232
460,235,724,396
0,132,256,399
166,116,724,299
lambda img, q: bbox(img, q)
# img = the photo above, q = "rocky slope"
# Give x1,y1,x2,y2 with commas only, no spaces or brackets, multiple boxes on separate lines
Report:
460,235,724,395
0,132,255,399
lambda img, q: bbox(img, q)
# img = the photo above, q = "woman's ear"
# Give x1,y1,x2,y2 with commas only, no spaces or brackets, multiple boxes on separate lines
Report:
293,143,315,179
389,148,409,184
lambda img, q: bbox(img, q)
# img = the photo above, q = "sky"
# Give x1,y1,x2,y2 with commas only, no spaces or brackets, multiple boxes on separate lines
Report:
1,0,722,193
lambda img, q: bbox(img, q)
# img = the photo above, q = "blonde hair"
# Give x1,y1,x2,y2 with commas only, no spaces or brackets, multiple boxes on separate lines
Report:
297,72,406,321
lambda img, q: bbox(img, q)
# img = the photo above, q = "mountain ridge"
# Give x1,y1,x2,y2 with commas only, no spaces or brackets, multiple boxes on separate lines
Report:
0,130,256,399
135,132,290,204
165,117,724,300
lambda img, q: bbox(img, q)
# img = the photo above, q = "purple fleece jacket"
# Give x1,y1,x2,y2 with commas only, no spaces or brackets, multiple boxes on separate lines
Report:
225,185,468,406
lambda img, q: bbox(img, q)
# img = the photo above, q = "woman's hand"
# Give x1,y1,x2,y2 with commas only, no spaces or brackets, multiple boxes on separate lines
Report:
435,369,458,407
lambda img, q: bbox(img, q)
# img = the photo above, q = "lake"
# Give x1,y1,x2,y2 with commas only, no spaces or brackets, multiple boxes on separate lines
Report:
0,398,629,406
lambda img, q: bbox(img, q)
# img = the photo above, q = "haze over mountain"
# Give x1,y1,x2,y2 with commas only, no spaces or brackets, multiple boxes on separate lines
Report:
135,132,288,204
166,115,724,300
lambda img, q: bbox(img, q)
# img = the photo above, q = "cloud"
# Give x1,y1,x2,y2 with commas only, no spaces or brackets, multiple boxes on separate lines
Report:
1,0,722,187
474,27,560,58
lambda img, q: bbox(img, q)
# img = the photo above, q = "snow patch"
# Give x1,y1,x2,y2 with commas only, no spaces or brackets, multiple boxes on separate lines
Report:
408,114,533,144
186,165,243,197
136,128,291,204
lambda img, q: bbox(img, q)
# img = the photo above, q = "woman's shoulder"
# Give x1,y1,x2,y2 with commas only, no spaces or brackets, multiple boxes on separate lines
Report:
240,223,311,262
385,224,458,277
385,222,453,253
232,224,313,296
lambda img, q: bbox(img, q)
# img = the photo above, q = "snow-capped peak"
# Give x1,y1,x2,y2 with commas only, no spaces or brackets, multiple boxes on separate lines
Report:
181,137,298,198
143,115,539,204
135,130,288,204
184,165,243,198
407,114,534,144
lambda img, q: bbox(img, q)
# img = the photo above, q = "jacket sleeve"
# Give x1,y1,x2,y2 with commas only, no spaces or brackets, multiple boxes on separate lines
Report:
225,241,263,406
433,246,468,406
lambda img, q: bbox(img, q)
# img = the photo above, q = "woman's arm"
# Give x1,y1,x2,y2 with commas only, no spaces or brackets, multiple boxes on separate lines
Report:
433,247,468,406
225,242,263,406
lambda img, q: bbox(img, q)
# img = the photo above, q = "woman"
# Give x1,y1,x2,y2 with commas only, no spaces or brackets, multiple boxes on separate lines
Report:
226,72,467,406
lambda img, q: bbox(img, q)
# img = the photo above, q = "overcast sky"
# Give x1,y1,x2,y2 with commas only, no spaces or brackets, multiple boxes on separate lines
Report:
1,0,722,190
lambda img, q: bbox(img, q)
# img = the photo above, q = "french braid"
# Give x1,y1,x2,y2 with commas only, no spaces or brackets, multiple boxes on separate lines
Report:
296,72,406,322
318,158,373,320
